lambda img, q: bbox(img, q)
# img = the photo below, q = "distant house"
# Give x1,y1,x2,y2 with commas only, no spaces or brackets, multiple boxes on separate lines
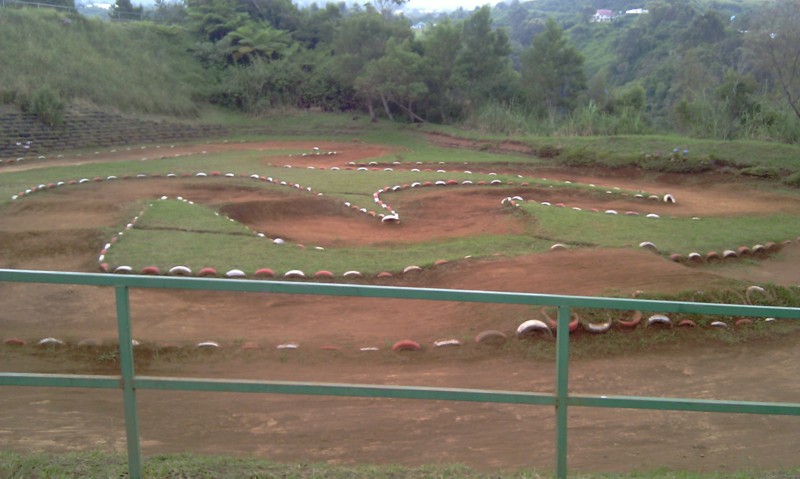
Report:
592,9,614,22
625,8,649,15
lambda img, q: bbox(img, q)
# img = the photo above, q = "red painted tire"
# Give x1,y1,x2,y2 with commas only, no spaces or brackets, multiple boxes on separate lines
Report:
737,246,751,256
141,266,161,275
617,311,642,328
735,318,753,327
669,253,684,263
376,271,393,278
198,267,218,277
254,268,275,278
4,337,26,346
677,319,697,328
314,270,334,279
541,307,580,332
474,330,508,345
392,339,421,352
706,251,720,261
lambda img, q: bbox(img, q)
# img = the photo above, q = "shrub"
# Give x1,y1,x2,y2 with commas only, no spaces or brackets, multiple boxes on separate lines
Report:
782,171,800,188
638,155,713,173
27,86,65,127
739,166,782,179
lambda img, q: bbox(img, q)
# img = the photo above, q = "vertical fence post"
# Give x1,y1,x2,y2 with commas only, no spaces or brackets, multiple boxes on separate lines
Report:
115,285,143,479
554,305,570,479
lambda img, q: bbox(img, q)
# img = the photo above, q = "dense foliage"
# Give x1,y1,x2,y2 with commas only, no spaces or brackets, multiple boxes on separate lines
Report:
2,0,799,142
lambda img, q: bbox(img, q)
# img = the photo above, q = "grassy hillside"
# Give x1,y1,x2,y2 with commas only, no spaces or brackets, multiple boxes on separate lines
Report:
0,8,206,117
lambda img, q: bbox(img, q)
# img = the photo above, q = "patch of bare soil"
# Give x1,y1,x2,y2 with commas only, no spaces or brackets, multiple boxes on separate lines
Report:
2,140,800,474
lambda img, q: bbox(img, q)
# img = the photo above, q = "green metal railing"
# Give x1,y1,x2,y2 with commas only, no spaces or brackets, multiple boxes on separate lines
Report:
2,268,799,478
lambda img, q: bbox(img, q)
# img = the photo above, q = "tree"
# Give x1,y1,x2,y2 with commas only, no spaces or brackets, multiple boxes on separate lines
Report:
149,0,188,25
186,0,248,42
221,22,296,64
109,0,143,21
747,0,800,121
521,18,586,116
355,39,427,122
330,9,411,120
455,6,515,111
420,20,462,122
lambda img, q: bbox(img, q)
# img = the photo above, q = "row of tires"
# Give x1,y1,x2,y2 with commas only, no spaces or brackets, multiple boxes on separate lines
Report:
98,263,445,280
665,242,790,263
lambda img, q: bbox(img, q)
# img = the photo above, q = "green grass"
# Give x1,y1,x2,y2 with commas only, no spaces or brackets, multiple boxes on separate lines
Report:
105,227,549,274
4,119,800,273
525,204,800,254
134,198,256,234
0,9,206,116
1,451,798,479
418,126,800,174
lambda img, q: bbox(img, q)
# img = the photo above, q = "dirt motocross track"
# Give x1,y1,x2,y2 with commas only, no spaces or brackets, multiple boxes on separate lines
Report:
2,140,800,475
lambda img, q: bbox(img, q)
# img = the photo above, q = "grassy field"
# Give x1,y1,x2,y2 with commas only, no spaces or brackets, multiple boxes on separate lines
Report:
2,450,798,479
4,112,800,274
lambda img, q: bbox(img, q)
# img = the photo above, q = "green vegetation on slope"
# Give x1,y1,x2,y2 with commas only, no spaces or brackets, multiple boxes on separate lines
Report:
0,9,206,116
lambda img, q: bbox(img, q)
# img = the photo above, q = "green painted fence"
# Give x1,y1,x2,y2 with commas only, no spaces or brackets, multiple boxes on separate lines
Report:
1,268,799,478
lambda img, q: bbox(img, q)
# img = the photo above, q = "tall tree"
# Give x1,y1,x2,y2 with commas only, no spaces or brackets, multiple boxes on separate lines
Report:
355,39,427,122
747,0,800,121
330,8,411,120
455,6,515,111
420,20,462,122
521,18,586,116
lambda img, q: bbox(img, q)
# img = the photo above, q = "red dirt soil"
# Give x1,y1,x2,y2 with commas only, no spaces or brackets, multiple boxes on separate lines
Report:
2,140,800,475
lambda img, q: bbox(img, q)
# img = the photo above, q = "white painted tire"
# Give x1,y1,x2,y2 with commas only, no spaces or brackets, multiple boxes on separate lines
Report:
225,269,246,278
584,320,612,333
639,241,658,252
434,339,462,347
745,285,767,304
646,314,672,328
343,271,363,279
284,270,306,279
168,266,192,276
515,319,553,338
403,265,423,274
197,341,219,349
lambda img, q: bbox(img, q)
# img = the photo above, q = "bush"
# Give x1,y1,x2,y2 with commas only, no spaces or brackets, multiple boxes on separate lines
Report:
638,155,714,173
27,86,65,127
782,171,800,188
738,166,782,179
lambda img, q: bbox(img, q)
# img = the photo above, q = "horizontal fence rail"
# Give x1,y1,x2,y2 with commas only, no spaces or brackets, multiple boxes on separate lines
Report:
1,268,799,479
